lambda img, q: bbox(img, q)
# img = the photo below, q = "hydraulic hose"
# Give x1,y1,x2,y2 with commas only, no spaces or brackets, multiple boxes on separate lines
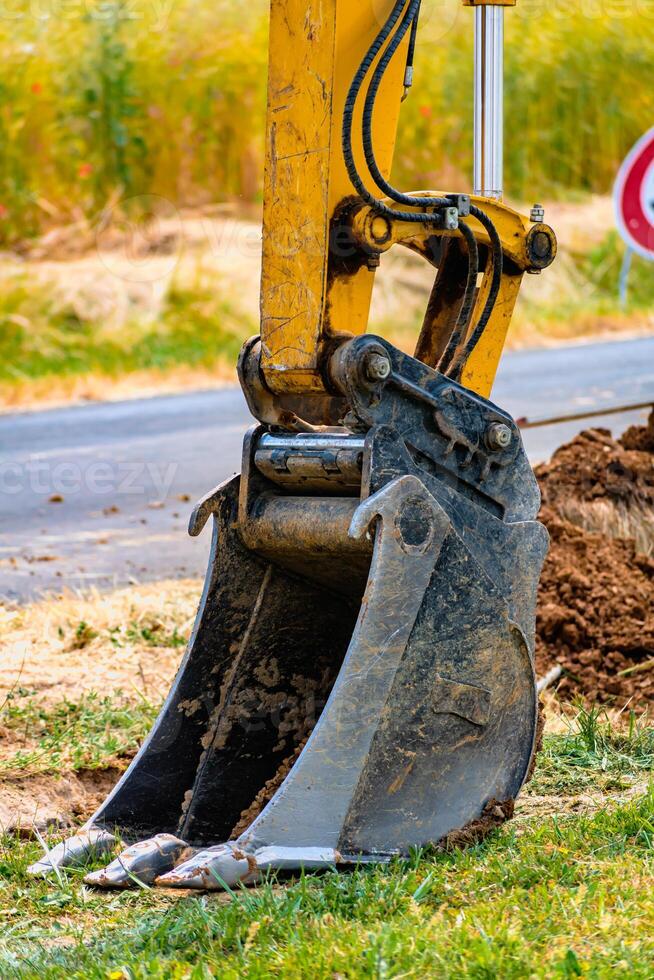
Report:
341,0,503,366
341,0,451,223
361,0,450,212
437,221,479,375
447,204,503,380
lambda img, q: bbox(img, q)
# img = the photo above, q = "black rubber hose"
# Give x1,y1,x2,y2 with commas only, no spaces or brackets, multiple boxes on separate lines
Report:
341,0,450,223
341,0,501,374
361,0,451,213
447,203,503,380
436,220,479,375
356,3,503,374
405,0,421,78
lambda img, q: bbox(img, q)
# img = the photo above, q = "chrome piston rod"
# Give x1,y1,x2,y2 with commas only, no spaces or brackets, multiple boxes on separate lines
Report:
473,5,504,199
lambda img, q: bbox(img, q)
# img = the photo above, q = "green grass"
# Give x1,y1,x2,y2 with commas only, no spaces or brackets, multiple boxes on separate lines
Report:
1,790,653,977
532,704,654,797
530,231,654,320
579,231,654,311
507,228,654,346
0,690,158,776
0,280,248,388
0,0,653,241
0,707,652,977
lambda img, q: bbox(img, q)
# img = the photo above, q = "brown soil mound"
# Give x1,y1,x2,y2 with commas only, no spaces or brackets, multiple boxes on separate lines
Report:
535,508,654,706
534,411,654,707
621,410,654,453
536,412,654,512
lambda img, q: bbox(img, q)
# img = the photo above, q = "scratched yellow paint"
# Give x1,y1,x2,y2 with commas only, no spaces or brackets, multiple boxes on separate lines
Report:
260,0,408,394
258,1,552,402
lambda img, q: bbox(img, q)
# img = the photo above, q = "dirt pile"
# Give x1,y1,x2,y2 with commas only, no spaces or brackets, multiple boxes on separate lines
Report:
537,418,654,512
535,411,654,706
0,767,123,834
621,410,654,453
535,508,654,704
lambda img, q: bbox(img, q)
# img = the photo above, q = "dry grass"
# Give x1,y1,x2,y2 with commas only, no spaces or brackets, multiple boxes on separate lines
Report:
557,499,654,558
3,197,654,412
0,580,200,831
0,579,201,707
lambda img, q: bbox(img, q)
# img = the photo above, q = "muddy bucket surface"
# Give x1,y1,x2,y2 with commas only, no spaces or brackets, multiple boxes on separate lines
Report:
28,340,547,888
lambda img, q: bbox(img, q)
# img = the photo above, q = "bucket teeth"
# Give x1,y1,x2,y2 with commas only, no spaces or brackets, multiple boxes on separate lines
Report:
154,843,341,890
26,829,116,877
250,845,341,874
83,834,189,889
155,842,257,890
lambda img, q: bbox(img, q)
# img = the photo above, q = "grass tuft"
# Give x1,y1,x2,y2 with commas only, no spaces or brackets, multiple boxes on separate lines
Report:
532,702,654,796
0,691,157,776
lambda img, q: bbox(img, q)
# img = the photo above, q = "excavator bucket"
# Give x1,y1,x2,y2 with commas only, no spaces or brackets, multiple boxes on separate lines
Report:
29,337,548,889
28,0,557,890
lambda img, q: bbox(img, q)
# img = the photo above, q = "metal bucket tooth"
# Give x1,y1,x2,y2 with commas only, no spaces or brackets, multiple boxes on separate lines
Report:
155,842,257,890
26,829,116,877
83,834,189,889
154,843,341,891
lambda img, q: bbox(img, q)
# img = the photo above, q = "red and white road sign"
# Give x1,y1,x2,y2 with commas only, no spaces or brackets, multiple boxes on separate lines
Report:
614,126,654,259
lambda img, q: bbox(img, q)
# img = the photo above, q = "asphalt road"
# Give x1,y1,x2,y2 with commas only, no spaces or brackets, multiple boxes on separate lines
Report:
2,336,653,602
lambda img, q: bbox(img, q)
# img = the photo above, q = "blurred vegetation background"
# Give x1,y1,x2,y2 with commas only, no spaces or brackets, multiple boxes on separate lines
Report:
1,0,654,405
0,0,653,242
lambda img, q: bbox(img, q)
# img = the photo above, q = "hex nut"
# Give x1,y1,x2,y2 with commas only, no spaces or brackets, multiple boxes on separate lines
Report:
486,422,512,451
364,351,392,382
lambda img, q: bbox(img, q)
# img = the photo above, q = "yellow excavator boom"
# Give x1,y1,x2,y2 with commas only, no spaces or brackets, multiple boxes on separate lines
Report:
259,0,555,401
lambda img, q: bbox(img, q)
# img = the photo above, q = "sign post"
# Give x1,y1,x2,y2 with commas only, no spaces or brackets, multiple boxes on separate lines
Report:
614,126,654,307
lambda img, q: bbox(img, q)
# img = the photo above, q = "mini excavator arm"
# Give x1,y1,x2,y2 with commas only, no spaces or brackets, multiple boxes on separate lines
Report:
30,0,557,891
254,0,556,416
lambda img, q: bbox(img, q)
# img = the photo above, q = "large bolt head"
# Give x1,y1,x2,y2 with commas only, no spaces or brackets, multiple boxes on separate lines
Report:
531,230,551,259
486,422,512,451
370,215,392,244
364,350,392,382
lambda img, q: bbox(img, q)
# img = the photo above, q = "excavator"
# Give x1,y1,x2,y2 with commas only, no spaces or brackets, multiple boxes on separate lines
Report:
29,0,556,888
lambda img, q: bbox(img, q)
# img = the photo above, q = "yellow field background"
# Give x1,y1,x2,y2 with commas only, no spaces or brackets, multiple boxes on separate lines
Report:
0,0,653,242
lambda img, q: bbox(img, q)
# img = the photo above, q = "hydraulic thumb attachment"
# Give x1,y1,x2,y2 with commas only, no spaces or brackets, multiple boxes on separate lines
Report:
29,336,547,888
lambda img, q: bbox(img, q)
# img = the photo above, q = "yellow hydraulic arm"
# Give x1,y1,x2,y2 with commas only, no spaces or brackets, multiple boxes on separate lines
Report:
257,0,555,407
